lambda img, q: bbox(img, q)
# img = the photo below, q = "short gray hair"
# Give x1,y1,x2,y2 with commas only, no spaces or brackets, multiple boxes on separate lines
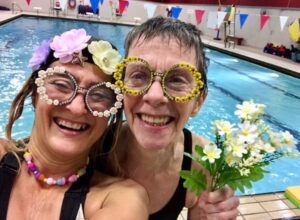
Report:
124,16,208,90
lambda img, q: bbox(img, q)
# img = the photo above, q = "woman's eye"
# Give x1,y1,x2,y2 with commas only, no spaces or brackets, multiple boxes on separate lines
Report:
49,80,74,93
166,74,188,85
89,89,114,102
125,70,150,87
130,72,148,81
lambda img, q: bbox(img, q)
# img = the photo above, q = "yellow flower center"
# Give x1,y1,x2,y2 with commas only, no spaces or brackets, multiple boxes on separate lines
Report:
233,145,241,152
207,152,216,159
242,108,250,114
242,130,249,136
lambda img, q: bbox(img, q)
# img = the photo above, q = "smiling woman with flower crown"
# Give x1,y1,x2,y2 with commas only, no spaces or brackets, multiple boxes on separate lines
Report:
0,29,148,220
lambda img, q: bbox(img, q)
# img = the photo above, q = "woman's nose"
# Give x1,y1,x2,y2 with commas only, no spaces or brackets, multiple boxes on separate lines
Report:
65,93,88,115
143,80,168,106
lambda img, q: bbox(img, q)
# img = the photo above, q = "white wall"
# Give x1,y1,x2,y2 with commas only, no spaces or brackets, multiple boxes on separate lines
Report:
2,0,299,49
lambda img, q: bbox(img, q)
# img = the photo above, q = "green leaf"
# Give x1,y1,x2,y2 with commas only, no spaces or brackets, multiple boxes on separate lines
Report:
217,165,268,193
195,144,204,155
180,169,207,196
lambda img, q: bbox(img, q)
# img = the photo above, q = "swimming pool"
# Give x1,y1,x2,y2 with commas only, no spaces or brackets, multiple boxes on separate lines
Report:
0,16,299,195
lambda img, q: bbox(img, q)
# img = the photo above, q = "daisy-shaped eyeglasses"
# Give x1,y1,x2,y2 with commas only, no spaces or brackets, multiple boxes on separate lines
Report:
35,66,123,118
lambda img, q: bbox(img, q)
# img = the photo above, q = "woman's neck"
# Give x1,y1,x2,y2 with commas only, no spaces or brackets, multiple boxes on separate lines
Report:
26,137,88,180
120,126,184,175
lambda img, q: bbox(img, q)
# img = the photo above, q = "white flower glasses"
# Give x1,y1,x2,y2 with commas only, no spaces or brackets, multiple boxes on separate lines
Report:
35,66,123,118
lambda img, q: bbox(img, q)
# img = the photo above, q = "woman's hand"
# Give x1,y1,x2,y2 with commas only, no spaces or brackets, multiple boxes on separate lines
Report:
188,186,240,220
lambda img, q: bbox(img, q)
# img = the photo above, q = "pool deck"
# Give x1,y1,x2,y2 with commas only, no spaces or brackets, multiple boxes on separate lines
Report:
1,10,300,220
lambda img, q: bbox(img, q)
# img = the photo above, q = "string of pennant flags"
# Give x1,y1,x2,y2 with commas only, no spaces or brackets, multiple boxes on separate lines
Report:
143,4,299,42
25,0,129,16
24,0,299,42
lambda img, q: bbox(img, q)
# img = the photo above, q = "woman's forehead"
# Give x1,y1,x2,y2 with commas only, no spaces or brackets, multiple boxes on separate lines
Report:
49,61,112,84
128,37,197,67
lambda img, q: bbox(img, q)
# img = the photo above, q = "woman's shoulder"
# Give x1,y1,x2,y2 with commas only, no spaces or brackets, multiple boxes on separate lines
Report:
87,173,149,219
91,171,147,196
190,130,210,147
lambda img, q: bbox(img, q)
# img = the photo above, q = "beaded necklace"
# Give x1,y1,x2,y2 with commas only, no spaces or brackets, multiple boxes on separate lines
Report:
23,150,88,186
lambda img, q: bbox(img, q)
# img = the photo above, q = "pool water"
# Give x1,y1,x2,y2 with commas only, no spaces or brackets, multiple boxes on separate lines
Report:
0,16,299,195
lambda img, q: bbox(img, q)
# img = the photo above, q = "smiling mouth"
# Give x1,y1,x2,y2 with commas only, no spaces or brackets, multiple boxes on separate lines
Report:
139,114,173,126
54,118,90,132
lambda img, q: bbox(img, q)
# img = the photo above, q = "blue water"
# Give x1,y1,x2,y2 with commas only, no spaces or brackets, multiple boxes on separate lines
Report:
0,16,299,195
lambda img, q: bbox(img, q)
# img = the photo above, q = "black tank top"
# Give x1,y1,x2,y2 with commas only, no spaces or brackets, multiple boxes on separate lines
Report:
0,152,94,220
149,128,193,220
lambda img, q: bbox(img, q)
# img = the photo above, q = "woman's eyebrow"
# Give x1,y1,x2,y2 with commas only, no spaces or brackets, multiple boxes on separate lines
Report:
65,71,102,87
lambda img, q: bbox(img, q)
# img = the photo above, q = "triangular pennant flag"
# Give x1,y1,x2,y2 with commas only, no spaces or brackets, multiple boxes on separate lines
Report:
207,11,218,29
228,5,235,22
109,0,113,6
239,13,248,29
26,0,31,6
279,16,288,31
225,5,231,13
195,9,205,25
260,15,270,30
100,0,104,5
90,0,100,14
217,11,227,28
119,0,128,15
171,6,182,19
60,0,68,11
144,3,155,18
288,19,300,42
144,3,157,18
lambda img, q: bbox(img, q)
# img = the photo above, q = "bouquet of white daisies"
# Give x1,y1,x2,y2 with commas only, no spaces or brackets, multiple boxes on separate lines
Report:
180,100,298,195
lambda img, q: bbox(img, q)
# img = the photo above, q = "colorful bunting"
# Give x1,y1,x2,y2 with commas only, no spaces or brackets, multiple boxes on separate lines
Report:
224,5,231,13
217,11,227,28
100,0,104,5
60,0,68,10
288,19,300,42
195,9,205,25
239,14,248,29
171,6,182,19
279,16,288,31
207,12,218,29
26,0,31,6
228,5,235,22
119,0,128,15
90,0,100,14
260,15,270,30
144,3,157,18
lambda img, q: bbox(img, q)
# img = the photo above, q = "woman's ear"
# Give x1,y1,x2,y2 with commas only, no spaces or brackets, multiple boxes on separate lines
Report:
190,90,207,117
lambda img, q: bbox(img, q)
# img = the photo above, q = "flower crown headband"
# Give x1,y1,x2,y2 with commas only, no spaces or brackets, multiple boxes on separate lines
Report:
28,29,122,75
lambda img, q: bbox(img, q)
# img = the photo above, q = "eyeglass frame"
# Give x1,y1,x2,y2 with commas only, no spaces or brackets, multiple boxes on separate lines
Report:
35,66,123,118
113,57,205,103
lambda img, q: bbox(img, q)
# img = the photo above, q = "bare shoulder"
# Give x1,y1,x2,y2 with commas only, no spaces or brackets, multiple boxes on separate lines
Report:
86,172,149,220
191,131,210,148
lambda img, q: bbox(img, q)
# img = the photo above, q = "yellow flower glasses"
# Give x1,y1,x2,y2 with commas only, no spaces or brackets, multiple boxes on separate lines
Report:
113,57,205,103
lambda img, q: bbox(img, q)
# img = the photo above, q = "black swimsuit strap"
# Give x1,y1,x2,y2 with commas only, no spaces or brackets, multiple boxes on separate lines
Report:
0,151,94,220
60,162,94,220
0,152,20,220
149,128,193,220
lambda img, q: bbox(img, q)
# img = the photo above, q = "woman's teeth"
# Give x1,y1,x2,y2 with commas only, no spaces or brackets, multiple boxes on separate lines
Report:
57,119,87,131
141,114,170,126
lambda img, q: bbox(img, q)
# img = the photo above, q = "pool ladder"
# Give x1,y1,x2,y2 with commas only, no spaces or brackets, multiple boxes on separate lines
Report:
12,2,23,14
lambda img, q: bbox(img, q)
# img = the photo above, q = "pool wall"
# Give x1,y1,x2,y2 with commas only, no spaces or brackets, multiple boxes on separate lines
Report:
1,0,299,50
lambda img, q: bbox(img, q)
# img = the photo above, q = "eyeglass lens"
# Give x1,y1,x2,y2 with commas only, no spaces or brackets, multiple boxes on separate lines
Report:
123,61,196,98
44,72,116,113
